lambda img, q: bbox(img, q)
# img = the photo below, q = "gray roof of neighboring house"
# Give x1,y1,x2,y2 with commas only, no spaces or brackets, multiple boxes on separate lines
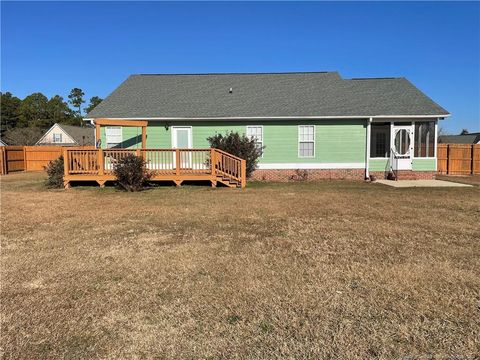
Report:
40,124,95,145
438,133,480,144
60,124,95,145
86,72,449,119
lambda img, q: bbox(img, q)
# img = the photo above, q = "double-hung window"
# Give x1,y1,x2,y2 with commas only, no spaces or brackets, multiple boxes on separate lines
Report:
414,121,435,157
298,125,315,157
52,133,62,143
105,126,122,148
246,126,263,156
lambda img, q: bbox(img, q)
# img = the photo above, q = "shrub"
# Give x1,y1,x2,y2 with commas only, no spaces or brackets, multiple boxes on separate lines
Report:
113,154,151,191
207,131,263,178
45,156,64,188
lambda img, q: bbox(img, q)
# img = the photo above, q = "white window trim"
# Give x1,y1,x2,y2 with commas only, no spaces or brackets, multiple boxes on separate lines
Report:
53,133,62,143
246,125,264,158
105,126,123,148
298,125,315,158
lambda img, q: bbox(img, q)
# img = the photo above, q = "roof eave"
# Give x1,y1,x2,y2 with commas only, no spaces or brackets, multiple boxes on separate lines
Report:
84,114,450,121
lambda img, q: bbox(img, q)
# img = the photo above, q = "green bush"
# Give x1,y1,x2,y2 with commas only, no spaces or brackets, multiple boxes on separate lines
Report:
45,156,64,188
207,131,263,178
113,154,151,191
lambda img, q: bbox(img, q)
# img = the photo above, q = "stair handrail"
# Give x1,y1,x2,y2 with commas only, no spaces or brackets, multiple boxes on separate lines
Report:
213,148,246,188
213,148,245,162
390,147,398,181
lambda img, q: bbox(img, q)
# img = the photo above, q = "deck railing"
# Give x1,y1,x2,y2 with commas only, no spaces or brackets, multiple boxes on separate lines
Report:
63,147,246,188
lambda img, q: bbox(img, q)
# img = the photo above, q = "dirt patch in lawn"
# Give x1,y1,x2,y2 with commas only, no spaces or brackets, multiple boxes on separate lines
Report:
1,172,479,359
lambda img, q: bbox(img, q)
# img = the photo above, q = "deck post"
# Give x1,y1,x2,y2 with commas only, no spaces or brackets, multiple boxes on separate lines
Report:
63,147,69,189
98,148,104,176
141,126,147,148
175,149,180,175
241,159,246,188
95,124,101,148
211,148,216,177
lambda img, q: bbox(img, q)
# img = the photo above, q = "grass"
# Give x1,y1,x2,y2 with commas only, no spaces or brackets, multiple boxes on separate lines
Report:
1,172,479,359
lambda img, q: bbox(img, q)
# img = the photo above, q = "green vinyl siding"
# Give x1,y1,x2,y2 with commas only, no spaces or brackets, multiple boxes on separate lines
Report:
369,159,389,172
100,119,367,164
369,159,437,172
412,158,436,171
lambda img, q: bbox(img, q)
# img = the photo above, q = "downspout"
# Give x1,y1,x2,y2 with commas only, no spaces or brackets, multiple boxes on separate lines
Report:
365,117,372,179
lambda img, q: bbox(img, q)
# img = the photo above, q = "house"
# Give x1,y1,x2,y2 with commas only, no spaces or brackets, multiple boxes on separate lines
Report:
36,123,94,146
0,139,7,146
83,72,449,181
439,132,480,144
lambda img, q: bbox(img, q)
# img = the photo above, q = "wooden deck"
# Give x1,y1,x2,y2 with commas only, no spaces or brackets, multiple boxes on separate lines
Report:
63,147,246,188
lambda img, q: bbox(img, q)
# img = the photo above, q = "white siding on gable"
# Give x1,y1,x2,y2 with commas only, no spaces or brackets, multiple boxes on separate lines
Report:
37,124,76,145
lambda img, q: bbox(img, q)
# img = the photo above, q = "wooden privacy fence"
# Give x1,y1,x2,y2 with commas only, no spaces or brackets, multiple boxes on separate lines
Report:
437,144,480,175
24,146,63,171
1,146,94,175
0,146,25,175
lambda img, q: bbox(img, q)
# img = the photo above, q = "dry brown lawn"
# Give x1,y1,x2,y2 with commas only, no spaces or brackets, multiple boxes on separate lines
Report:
436,174,480,187
1,172,479,359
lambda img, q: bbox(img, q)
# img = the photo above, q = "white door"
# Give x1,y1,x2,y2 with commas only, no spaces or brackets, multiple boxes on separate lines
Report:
392,125,413,170
172,127,192,168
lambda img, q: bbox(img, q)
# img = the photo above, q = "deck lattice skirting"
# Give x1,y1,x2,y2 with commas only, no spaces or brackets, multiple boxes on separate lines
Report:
63,147,246,188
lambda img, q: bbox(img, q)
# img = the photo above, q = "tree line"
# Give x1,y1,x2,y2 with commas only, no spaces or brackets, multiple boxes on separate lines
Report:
1,89,102,145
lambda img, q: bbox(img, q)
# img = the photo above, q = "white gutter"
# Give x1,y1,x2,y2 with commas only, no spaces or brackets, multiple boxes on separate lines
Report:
365,117,372,179
83,114,450,121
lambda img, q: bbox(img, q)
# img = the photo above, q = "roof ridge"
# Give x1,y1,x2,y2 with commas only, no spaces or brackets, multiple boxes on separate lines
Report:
132,71,339,76
349,77,404,80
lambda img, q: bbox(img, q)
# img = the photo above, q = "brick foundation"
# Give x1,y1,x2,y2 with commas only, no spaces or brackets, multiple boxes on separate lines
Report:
251,168,366,181
369,170,436,180
251,169,437,182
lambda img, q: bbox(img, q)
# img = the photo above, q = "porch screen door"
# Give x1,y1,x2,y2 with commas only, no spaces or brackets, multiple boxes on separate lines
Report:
392,125,413,170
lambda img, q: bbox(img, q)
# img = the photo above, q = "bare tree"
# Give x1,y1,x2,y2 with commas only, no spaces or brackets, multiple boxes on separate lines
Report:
438,126,449,136
3,127,44,146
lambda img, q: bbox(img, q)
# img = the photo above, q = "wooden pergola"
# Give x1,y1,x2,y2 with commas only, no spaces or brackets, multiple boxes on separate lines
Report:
94,119,148,148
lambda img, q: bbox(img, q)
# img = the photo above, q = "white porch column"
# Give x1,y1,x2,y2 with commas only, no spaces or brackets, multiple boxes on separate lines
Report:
365,117,372,179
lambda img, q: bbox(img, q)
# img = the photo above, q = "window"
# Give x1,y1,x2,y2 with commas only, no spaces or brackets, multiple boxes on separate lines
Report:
52,133,62,143
246,126,263,156
105,126,122,148
414,122,435,157
370,123,391,158
298,125,315,157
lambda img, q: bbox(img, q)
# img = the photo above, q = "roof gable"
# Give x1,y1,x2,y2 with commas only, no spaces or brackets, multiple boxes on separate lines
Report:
36,123,94,146
87,72,449,119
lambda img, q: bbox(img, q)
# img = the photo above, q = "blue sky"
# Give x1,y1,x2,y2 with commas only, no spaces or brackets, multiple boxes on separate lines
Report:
1,1,479,133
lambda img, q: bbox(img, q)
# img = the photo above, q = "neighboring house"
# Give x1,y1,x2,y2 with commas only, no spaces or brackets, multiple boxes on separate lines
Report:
85,72,450,180
438,133,480,144
0,139,7,146
36,123,94,146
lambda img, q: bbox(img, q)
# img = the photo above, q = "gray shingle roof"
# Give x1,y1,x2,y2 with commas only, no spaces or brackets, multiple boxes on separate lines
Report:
439,133,480,144
86,72,449,119
58,124,95,145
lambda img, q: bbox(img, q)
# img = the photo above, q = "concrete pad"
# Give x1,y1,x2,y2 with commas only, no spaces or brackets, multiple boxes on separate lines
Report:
375,179,472,188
